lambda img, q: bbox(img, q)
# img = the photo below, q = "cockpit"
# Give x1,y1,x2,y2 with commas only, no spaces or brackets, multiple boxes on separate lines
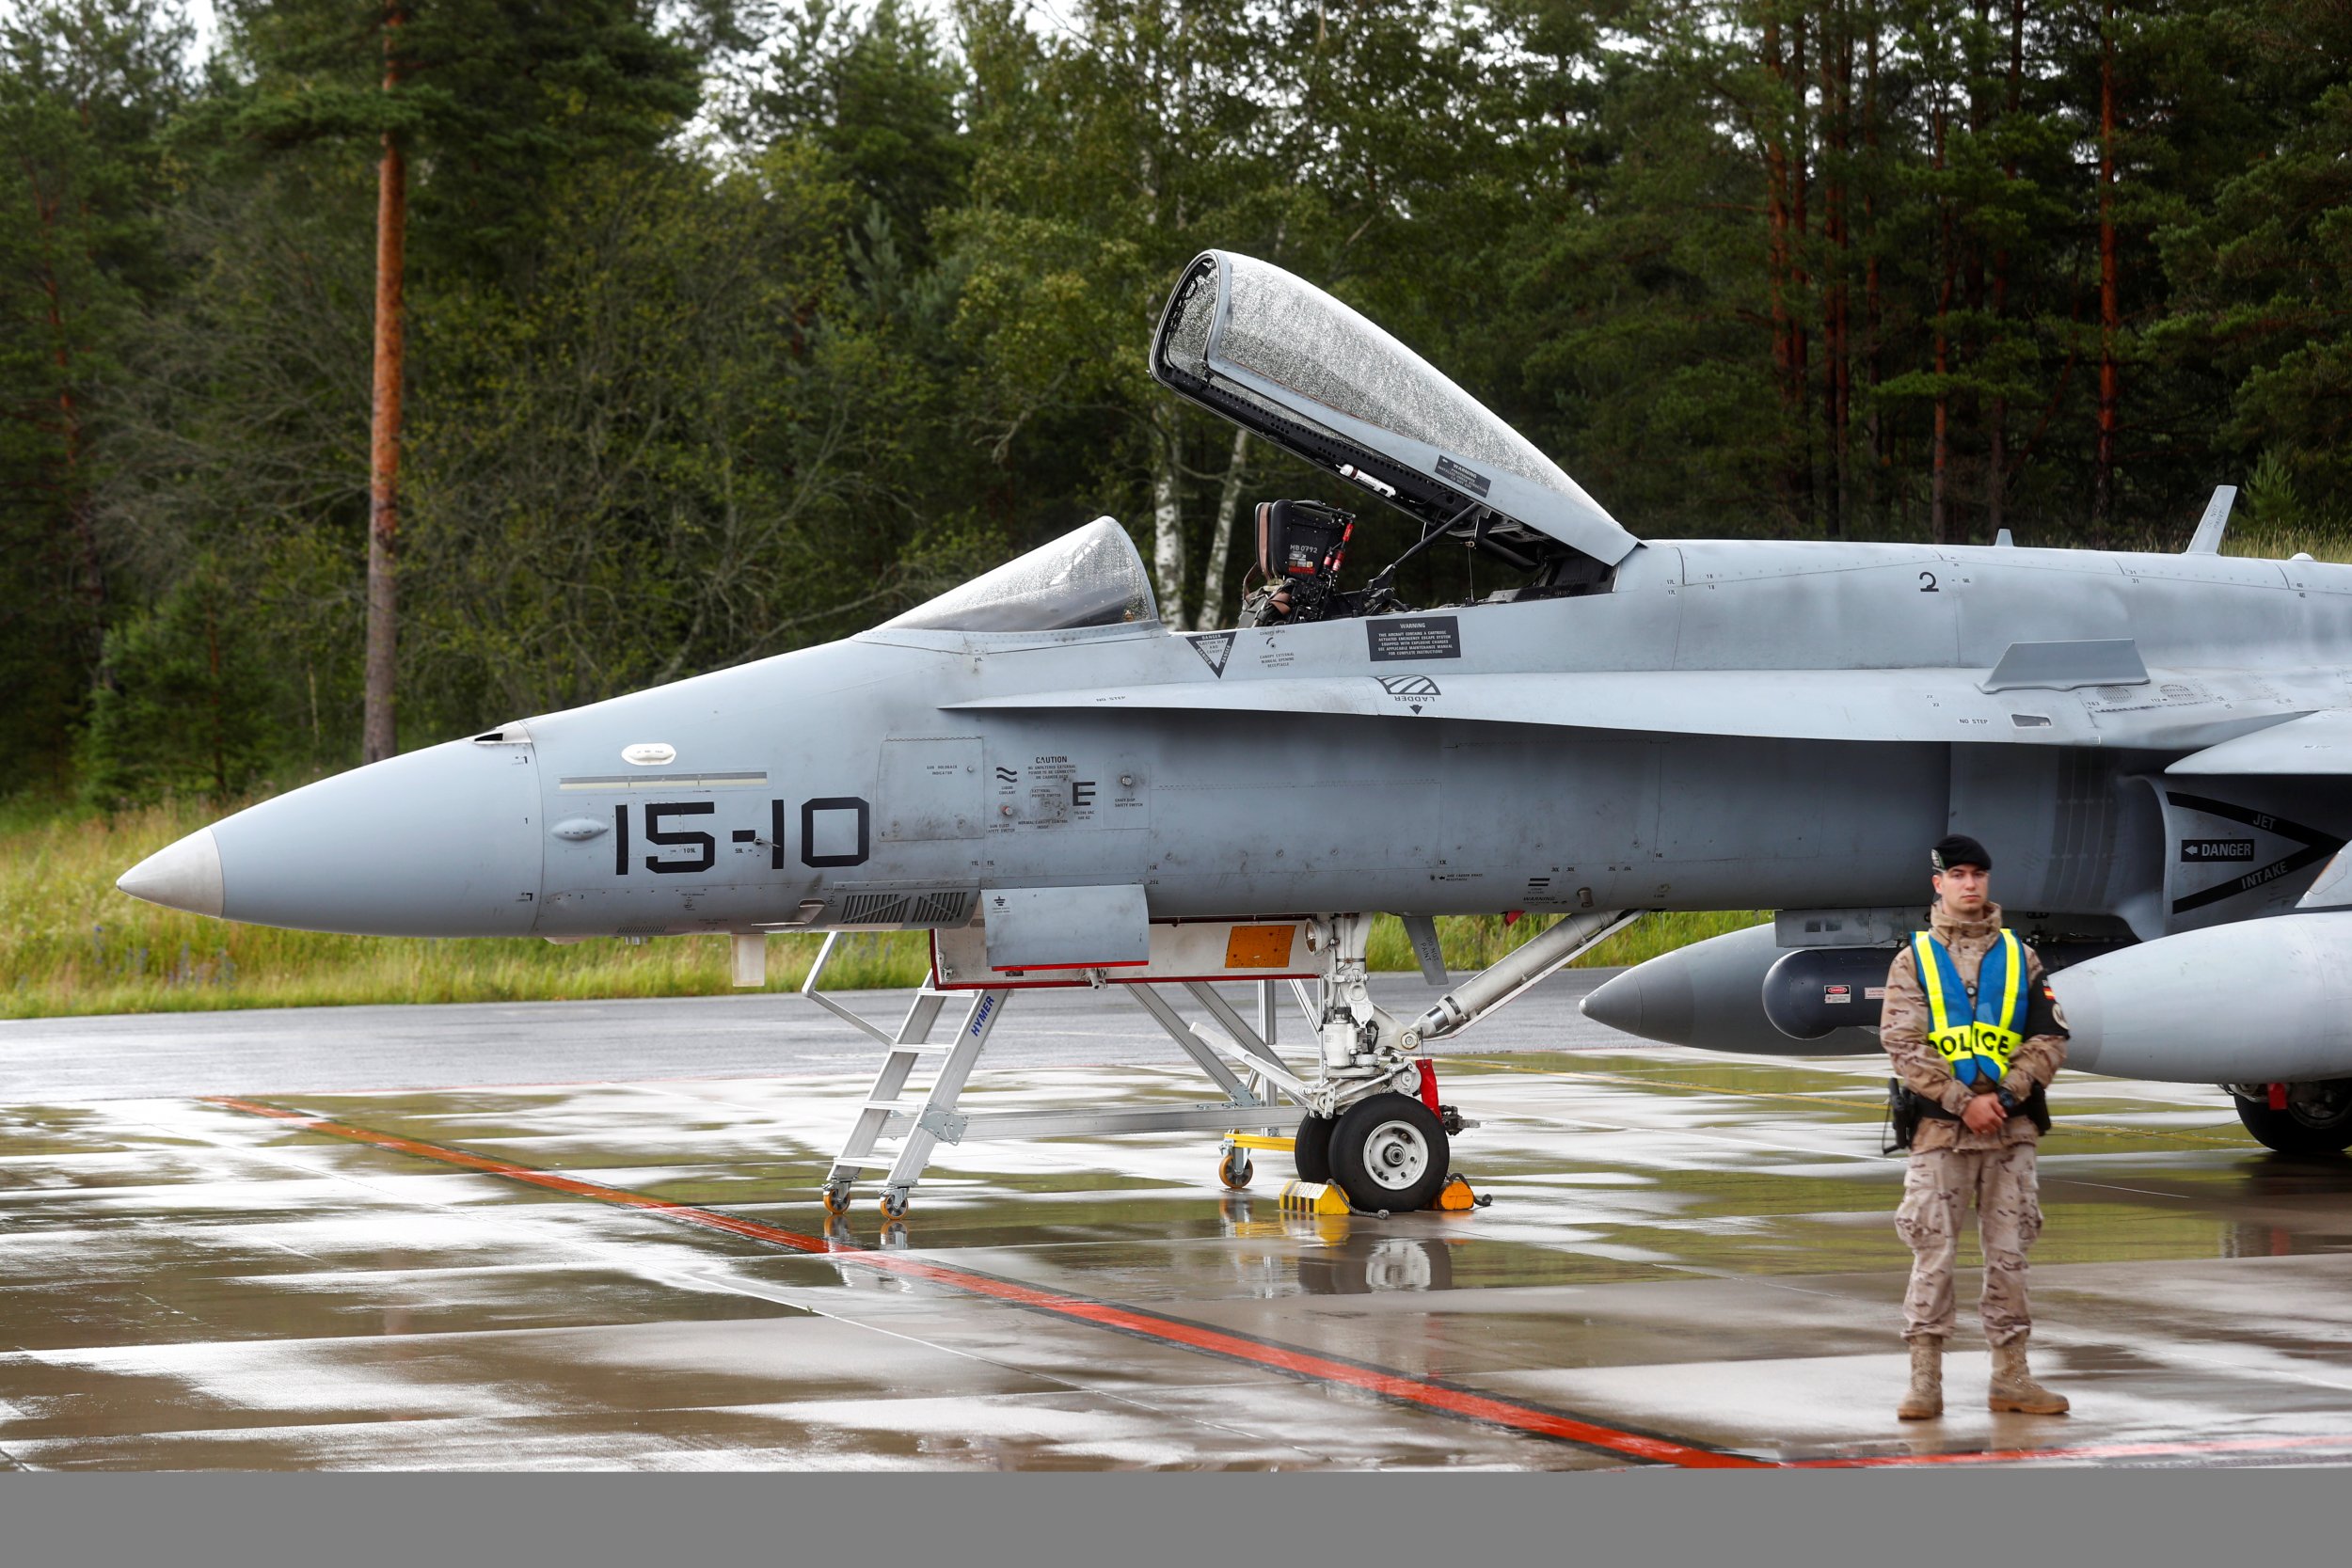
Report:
1154,250,1641,625
877,252,1642,638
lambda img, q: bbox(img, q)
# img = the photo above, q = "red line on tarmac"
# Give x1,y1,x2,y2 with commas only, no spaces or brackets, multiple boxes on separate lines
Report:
210,1097,2352,1471
1788,1433,2352,1468
207,1095,1761,1469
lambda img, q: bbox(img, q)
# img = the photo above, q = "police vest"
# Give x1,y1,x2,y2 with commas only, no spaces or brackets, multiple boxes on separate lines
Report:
1911,929,2028,1088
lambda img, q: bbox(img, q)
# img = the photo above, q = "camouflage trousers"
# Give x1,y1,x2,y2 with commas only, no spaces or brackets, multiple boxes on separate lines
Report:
1895,1143,2043,1346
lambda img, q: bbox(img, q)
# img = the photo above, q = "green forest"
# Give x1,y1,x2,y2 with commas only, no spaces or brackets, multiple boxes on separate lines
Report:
7,0,2351,805
2,1,2347,1019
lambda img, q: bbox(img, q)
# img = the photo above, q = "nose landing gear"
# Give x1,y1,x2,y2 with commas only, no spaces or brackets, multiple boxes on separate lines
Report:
1326,1092,1450,1213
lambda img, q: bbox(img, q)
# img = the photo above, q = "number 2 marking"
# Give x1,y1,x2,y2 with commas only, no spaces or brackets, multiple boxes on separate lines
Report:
1919,571,1939,593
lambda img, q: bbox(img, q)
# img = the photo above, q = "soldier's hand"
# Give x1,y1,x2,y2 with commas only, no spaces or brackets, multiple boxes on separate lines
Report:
1962,1094,2007,1134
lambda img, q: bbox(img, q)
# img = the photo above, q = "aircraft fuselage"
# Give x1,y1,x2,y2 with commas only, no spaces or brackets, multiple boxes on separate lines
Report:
167,536,2352,945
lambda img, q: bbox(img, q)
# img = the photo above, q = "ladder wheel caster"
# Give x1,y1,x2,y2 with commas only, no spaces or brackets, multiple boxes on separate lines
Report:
879,1190,911,1221
1217,1148,1254,1190
821,1183,851,1216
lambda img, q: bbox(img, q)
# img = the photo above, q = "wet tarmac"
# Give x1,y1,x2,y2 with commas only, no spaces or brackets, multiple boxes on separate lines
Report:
6,974,2352,1470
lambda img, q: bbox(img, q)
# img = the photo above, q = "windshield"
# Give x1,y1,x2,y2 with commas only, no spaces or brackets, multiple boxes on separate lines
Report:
880,516,1158,633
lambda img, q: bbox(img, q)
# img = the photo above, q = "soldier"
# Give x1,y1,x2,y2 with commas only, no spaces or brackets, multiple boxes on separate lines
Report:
1881,833,2072,1420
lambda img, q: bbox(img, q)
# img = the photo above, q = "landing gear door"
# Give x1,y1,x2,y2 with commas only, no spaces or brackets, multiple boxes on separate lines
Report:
979,885,1150,973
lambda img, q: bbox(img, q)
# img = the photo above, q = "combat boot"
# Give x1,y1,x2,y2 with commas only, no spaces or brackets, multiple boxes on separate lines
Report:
1897,1338,1943,1419
1988,1336,2069,1415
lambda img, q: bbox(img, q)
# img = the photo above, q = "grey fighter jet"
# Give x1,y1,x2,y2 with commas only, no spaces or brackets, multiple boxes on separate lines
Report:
120,249,2352,1212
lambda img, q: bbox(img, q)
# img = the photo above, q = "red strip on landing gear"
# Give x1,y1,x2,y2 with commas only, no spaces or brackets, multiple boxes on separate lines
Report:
207,1095,1763,1469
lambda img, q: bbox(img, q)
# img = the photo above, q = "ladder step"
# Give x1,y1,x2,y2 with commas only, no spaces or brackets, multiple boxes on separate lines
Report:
861,1101,915,1113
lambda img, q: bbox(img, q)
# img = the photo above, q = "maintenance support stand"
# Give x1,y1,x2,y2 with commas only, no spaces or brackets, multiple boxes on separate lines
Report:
804,932,1308,1220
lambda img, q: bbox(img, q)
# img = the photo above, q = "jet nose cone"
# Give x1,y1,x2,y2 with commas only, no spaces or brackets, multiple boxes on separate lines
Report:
140,737,546,937
1580,961,1694,1045
117,827,225,918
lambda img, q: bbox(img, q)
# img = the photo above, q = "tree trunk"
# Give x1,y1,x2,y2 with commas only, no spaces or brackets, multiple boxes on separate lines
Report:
1863,5,1885,527
206,600,226,799
1931,101,1954,546
1964,3,1991,541
1150,418,1185,630
1823,0,1852,538
1198,425,1250,630
363,6,408,765
1762,12,1799,527
1790,9,1814,527
1990,0,2025,537
2093,0,2121,529
30,180,105,656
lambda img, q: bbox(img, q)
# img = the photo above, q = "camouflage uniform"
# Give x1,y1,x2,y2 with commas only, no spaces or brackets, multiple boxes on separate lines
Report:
1880,901,2068,1346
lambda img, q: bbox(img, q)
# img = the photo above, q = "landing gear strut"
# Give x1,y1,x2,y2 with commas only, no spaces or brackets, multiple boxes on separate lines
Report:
1228,909,1627,1211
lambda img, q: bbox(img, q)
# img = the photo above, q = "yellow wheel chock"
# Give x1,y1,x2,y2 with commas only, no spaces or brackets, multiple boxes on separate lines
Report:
1277,1180,1354,1216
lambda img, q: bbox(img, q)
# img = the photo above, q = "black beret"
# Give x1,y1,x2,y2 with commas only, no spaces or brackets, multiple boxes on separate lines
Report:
1932,833,1993,873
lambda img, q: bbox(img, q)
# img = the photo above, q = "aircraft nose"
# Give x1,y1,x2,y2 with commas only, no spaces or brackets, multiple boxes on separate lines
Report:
117,827,225,918
116,736,544,937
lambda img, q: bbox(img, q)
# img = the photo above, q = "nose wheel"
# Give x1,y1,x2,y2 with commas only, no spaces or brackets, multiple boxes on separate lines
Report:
1327,1092,1450,1213
1291,1114,1335,1184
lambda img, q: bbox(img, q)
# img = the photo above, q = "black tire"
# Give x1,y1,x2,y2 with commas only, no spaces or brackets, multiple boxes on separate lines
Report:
1293,1114,1336,1183
1328,1092,1450,1212
2235,1083,2352,1155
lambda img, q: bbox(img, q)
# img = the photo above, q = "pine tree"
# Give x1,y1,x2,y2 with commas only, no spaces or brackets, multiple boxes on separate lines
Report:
0,0,189,788
189,0,697,758
80,559,283,806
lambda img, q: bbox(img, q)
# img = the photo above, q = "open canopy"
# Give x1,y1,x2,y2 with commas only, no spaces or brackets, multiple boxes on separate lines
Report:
880,515,1157,633
1152,251,1638,571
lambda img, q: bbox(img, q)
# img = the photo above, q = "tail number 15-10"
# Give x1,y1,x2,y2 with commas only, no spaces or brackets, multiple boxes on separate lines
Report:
610,799,868,875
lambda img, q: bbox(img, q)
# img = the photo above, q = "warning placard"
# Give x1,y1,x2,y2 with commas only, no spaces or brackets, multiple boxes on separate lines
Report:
1367,616,1461,663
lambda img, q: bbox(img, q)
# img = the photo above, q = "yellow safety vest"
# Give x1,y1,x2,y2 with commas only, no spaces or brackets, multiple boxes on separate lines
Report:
1912,929,2026,1088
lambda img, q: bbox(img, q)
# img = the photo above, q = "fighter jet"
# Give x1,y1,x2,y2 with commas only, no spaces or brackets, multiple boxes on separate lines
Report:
119,249,2352,1216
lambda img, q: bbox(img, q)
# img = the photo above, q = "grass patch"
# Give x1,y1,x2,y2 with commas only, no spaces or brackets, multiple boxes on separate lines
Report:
1364,909,1767,973
3,798,1766,1021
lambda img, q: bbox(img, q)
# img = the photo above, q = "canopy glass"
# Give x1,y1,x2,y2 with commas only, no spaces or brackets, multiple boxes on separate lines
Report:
879,516,1158,633
1152,252,1638,568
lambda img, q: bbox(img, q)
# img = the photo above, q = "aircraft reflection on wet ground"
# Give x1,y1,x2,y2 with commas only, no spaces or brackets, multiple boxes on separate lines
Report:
5,1039,2352,1470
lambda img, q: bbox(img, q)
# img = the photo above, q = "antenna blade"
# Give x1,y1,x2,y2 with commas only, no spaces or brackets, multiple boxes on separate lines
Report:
2185,485,2237,555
